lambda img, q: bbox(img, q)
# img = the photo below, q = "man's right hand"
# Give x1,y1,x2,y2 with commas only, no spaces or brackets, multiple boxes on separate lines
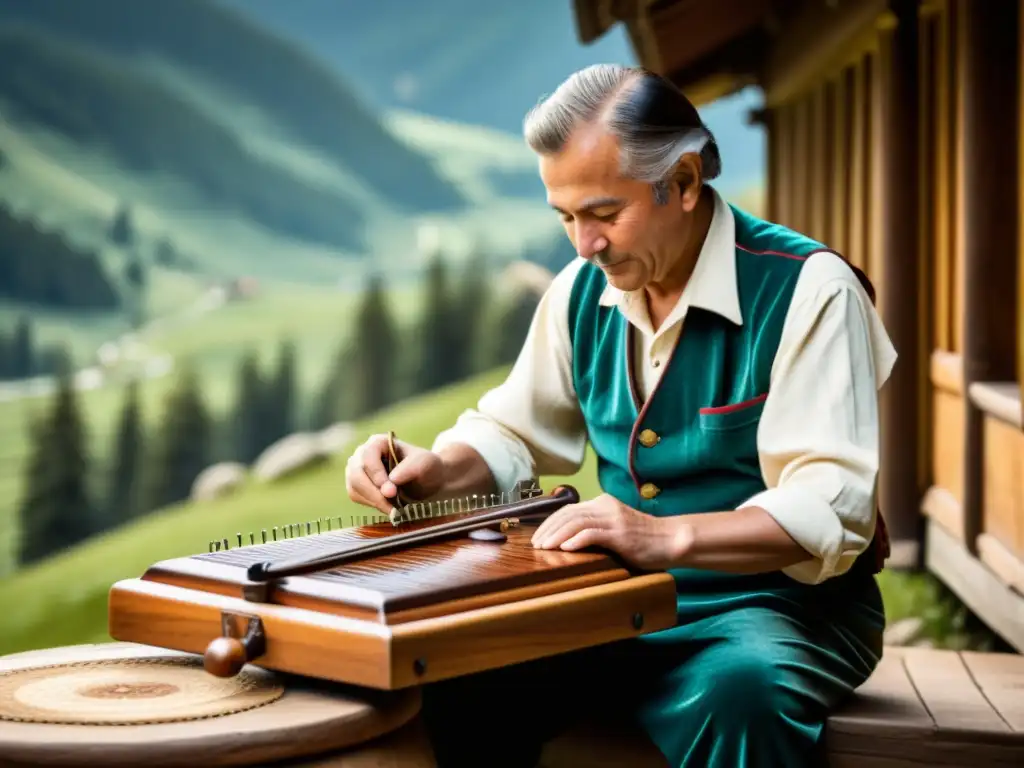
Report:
344,433,446,515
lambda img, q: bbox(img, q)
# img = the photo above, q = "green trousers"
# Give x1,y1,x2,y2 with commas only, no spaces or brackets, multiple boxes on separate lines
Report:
420,565,884,768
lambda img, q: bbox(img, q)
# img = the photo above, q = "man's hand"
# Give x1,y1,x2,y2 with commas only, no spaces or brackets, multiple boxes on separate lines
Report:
345,434,446,515
530,493,690,571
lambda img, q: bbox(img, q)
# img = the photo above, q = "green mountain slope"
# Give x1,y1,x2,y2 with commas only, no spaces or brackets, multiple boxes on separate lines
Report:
0,0,465,215
0,367,542,655
0,24,365,253
0,365,966,655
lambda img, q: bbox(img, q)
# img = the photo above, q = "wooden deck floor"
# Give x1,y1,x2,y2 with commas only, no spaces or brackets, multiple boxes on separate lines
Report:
541,645,1024,767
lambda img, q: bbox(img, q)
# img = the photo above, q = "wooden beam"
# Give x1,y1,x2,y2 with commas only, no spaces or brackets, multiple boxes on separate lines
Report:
1019,0,1024,407
649,0,772,77
762,0,888,105
677,73,755,107
877,0,923,553
925,518,1024,652
960,0,1020,552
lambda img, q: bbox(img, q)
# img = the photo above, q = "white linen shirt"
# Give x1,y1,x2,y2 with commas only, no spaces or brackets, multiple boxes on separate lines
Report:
433,189,898,585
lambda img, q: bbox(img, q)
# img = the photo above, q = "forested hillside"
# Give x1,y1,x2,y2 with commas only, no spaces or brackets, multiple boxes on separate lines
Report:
0,0,465,215
0,203,120,310
0,25,366,252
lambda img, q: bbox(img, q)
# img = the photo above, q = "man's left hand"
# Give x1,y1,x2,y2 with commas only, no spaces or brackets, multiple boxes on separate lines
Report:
530,493,689,571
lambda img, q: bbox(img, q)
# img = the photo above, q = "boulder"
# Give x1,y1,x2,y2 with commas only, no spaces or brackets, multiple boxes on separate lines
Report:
252,433,329,482
318,422,355,455
191,462,247,502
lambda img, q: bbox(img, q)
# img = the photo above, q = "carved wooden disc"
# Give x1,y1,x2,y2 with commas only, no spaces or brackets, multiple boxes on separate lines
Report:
0,643,423,766
0,656,283,725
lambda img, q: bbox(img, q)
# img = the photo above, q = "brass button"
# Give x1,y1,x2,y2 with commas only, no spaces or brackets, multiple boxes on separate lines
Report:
640,482,660,499
638,429,660,447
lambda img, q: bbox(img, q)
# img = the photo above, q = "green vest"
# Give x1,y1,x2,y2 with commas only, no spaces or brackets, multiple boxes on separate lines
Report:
567,203,878,607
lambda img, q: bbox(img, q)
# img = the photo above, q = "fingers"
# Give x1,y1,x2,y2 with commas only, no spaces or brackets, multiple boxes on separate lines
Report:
559,527,610,552
532,505,607,550
388,449,430,486
345,434,397,515
361,434,393,491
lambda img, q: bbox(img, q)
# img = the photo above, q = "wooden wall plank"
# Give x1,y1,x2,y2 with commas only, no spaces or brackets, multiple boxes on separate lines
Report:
848,56,868,272
830,71,851,254
959,0,1020,553
877,0,920,547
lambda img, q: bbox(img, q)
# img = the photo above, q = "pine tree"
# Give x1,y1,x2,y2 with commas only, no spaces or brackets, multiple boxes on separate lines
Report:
415,253,457,394
107,380,144,525
109,204,134,246
16,351,95,565
148,365,212,509
489,292,541,368
452,250,491,380
232,349,267,463
12,315,33,377
313,341,354,427
265,338,297,445
350,274,399,416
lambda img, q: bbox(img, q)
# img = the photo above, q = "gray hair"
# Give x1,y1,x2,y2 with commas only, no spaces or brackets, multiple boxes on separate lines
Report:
523,64,721,195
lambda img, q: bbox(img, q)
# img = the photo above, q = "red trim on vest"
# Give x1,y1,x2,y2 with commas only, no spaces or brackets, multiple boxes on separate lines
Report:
699,393,768,415
735,244,809,261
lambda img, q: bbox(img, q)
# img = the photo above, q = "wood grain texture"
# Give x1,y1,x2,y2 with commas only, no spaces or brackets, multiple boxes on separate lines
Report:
541,645,1024,767
109,571,677,690
0,643,426,767
146,524,630,622
925,518,1024,653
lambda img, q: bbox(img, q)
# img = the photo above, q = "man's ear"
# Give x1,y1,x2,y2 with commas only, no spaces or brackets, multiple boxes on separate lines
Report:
672,154,703,212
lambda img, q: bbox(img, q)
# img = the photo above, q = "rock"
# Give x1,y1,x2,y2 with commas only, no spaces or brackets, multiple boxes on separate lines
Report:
191,462,247,502
252,433,328,482
499,260,555,299
318,422,355,455
883,616,925,646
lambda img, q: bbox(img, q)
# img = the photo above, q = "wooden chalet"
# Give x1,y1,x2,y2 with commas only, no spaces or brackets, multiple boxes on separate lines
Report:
574,0,1024,651
542,2,1024,762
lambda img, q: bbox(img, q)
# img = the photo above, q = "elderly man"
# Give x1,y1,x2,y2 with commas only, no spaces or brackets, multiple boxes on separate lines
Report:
345,64,897,768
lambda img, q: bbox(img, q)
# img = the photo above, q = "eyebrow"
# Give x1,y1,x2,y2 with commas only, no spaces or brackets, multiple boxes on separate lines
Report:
550,196,626,215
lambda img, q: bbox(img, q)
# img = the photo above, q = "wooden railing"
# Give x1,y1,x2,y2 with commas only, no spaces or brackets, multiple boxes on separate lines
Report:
760,0,1024,650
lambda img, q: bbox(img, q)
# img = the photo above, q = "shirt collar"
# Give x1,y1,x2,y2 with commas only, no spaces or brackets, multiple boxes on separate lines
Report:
598,188,743,334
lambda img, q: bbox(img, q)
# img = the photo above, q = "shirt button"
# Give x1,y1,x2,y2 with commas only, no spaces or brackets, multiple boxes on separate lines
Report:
640,482,660,499
638,429,660,447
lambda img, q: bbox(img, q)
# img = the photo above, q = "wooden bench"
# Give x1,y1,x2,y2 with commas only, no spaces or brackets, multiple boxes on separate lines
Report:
539,646,1024,767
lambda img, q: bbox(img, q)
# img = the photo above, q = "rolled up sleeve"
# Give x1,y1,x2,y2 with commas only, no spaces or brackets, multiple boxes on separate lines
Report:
743,254,898,584
432,259,589,493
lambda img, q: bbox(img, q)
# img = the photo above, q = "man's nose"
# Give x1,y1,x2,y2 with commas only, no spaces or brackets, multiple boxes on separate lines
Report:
575,224,609,261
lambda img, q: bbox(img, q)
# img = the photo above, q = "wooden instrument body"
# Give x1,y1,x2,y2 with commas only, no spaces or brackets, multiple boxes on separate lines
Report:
109,519,678,690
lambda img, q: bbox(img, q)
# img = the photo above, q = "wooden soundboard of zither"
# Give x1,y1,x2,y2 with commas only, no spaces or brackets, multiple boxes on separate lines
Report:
108,523,678,690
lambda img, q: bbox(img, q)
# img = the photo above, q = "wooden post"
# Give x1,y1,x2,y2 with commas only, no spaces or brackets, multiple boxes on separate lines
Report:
960,0,1019,552
877,0,922,562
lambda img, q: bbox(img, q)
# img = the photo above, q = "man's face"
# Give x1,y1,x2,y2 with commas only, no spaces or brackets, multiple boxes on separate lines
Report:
539,124,699,292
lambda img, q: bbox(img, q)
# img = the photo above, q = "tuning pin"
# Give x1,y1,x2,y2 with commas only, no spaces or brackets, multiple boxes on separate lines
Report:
261,529,267,544
236,533,242,548
272,527,278,541
208,541,215,553
222,537,229,551
249,532,255,546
